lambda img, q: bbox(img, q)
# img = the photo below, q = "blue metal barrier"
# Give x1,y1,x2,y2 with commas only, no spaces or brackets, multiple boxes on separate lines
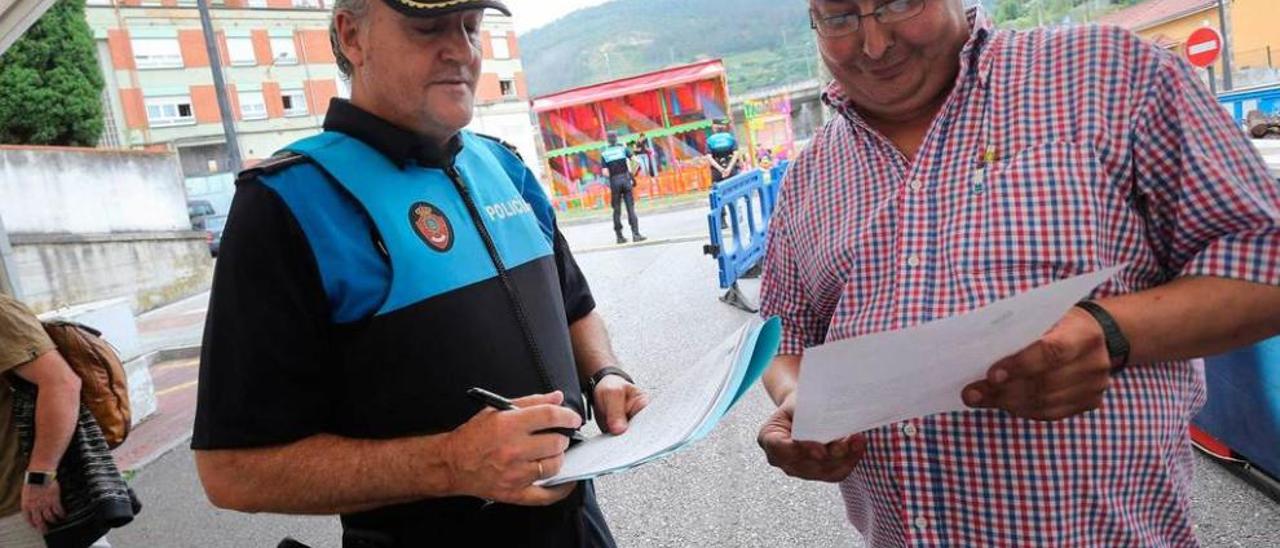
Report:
704,168,779,312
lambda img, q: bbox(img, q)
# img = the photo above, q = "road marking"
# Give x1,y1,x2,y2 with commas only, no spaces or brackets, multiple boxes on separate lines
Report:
575,234,707,255
156,380,198,398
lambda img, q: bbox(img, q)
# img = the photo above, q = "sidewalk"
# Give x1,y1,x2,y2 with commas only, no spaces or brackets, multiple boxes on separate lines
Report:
112,291,209,472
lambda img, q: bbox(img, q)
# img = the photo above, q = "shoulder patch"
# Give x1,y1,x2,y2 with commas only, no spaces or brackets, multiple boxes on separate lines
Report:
236,152,310,184
473,133,524,162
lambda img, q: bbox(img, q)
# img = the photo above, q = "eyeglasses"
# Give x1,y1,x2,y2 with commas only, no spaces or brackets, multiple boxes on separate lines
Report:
809,0,929,38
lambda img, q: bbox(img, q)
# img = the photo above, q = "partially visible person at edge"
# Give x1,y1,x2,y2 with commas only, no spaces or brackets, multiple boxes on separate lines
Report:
757,0,1280,545
190,1,649,546
0,295,81,548
601,131,647,245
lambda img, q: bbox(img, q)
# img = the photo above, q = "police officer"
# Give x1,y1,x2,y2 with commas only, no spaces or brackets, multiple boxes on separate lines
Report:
190,1,648,546
600,132,646,245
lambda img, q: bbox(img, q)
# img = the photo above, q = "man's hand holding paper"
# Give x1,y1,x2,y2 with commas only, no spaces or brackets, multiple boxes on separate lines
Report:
789,267,1124,443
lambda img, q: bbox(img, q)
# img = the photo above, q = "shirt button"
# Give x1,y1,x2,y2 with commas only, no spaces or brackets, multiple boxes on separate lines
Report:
906,254,922,268
908,179,924,191
914,516,929,530
902,423,918,437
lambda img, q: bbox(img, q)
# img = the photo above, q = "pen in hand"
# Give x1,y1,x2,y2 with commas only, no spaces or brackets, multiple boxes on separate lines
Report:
466,387,588,442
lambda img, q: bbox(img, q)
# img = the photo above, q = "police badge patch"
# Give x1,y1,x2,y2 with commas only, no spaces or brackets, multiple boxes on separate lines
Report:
409,202,454,252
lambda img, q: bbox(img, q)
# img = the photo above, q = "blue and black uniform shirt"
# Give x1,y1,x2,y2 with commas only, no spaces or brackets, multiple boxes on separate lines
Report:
192,99,597,451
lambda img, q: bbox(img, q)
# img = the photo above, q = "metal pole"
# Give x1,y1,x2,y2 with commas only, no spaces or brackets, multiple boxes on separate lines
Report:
196,0,243,173
0,212,23,299
1217,0,1234,91
1208,65,1218,95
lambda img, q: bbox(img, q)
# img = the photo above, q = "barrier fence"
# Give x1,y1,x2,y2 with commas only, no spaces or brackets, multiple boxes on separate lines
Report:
704,161,789,312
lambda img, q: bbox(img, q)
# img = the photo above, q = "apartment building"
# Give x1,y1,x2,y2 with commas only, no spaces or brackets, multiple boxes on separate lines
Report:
84,0,538,185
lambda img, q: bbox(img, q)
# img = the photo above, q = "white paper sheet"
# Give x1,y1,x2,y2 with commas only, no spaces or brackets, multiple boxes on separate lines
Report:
791,267,1122,442
541,317,780,485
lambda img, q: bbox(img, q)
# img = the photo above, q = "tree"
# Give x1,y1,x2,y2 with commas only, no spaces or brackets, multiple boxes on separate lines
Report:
994,0,1025,22
0,0,105,146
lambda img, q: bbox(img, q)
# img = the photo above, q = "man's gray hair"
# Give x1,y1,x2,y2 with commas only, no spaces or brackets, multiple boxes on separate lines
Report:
329,0,370,79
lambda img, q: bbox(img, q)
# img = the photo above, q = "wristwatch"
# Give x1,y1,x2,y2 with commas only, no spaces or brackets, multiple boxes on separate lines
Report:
583,367,635,421
1074,301,1131,373
24,471,56,486
589,366,634,393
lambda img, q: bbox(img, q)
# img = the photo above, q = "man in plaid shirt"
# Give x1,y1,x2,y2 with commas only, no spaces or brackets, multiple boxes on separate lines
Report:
757,0,1280,545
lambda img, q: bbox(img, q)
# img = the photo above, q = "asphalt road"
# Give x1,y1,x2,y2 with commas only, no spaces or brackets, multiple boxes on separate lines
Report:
110,211,1280,547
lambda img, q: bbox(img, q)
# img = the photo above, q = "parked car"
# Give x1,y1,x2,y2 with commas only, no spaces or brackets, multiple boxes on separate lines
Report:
189,200,216,229
204,215,227,257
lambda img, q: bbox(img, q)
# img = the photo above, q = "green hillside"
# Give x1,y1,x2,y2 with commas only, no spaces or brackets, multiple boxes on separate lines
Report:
519,0,819,97
519,0,1144,98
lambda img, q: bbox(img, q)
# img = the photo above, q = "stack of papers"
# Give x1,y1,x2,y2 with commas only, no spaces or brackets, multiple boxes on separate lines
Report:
542,317,782,486
792,267,1122,442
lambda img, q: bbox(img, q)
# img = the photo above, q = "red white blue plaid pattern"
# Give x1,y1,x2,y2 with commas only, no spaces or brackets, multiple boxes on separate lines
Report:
760,10,1280,547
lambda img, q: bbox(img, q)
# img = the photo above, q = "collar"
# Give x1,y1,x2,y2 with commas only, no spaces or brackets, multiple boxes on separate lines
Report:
822,6,994,126
321,98,462,169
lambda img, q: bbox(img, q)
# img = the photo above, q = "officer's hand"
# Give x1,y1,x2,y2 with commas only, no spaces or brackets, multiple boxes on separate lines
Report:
962,306,1113,421
444,391,582,506
757,393,866,483
592,375,649,435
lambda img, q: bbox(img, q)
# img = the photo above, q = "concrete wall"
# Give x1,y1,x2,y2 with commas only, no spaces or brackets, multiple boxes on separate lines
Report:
0,147,213,314
0,146,190,233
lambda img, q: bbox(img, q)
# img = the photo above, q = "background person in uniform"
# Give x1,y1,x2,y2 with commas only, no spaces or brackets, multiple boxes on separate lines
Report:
0,296,82,548
191,1,648,546
756,0,1280,545
601,131,646,244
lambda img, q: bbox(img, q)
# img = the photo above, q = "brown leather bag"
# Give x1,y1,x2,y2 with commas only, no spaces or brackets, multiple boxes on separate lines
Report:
42,320,132,449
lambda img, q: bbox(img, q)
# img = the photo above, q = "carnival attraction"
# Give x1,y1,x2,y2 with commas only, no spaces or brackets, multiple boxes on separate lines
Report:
739,91,797,170
532,59,733,211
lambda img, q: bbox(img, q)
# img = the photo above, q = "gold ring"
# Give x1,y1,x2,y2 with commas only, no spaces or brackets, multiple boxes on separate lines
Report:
536,459,545,479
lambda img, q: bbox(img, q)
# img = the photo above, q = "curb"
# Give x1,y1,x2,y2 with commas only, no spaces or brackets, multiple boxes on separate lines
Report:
156,345,202,362
122,429,193,474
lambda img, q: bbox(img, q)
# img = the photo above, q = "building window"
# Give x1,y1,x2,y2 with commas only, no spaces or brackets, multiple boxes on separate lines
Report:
281,89,308,116
131,38,183,69
238,91,267,120
227,37,255,66
499,79,516,98
145,96,195,127
270,36,298,65
491,35,510,59
247,0,267,7
85,0,111,5
292,0,322,7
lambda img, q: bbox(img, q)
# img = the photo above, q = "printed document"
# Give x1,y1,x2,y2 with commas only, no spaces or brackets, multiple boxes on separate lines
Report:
792,267,1122,442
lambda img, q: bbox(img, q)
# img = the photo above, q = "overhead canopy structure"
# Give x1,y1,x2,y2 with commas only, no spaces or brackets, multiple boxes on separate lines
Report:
0,0,56,56
533,60,727,113
532,59,732,198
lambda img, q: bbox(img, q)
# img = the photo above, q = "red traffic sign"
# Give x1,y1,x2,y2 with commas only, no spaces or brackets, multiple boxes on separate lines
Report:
1185,27,1223,68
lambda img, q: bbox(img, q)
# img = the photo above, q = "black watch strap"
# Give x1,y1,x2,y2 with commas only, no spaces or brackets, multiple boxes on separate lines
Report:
1075,301,1131,372
590,366,634,389
583,367,634,422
